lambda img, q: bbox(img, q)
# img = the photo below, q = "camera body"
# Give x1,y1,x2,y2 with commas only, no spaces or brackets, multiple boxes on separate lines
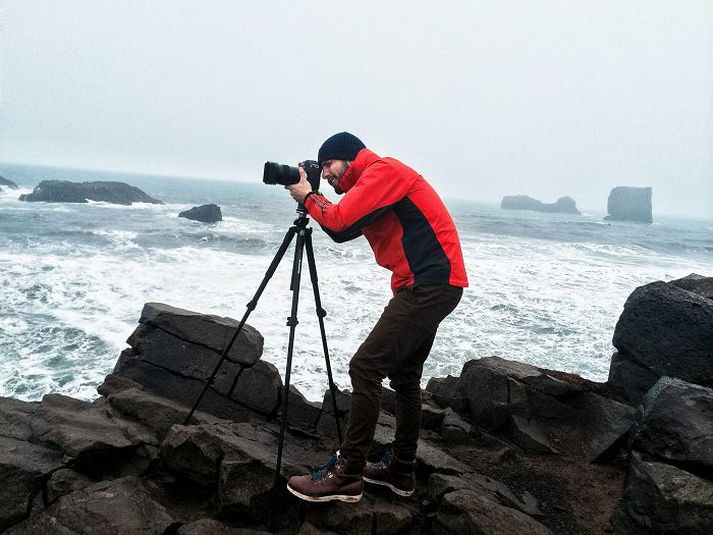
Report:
263,160,321,192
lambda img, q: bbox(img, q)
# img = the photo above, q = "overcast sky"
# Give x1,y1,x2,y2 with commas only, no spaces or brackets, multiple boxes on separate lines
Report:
0,1,711,216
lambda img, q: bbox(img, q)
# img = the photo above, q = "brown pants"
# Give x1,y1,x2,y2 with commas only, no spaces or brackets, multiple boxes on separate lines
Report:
340,284,463,472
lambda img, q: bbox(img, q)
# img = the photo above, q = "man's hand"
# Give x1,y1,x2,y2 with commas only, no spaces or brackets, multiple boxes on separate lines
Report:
286,166,312,203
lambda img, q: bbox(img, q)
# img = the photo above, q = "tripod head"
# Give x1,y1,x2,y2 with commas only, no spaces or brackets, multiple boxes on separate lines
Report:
294,203,311,227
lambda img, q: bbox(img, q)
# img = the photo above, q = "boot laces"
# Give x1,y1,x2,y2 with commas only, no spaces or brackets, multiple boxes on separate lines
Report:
311,451,341,481
375,447,394,468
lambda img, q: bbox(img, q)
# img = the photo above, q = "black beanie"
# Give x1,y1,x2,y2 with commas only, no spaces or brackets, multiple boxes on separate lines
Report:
318,132,366,165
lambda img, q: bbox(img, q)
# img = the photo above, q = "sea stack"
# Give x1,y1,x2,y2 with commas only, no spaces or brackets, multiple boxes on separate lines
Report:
178,204,223,223
501,195,581,215
18,180,163,205
0,176,20,190
604,186,652,223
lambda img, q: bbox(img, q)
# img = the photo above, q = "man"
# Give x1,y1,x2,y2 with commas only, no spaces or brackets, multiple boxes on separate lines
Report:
285,132,468,503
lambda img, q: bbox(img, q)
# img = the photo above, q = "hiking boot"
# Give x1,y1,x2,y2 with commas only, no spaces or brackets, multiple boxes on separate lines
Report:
363,449,416,496
287,451,363,503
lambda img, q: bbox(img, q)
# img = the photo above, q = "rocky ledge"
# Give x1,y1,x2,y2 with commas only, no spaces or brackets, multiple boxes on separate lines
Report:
1,275,711,534
500,195,581,215
18,180,163,205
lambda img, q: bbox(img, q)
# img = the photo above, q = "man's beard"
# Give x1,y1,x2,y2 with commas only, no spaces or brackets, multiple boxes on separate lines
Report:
330,161,349,194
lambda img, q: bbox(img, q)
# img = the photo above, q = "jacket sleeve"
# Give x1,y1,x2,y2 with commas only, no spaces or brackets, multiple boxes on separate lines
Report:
304,162,412,232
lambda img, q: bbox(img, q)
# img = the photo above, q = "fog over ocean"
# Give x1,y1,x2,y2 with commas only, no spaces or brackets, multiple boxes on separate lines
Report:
1,164,712,402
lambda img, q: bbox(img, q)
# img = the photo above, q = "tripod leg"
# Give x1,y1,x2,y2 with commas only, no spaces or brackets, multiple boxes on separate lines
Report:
273,225,307,490
183,225,298,425
304,229,343,444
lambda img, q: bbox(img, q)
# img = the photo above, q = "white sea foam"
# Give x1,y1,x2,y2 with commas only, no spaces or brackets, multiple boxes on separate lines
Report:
1,180,712,403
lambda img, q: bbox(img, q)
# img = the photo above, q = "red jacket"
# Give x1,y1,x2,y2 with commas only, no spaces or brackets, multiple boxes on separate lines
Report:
304,148,469,292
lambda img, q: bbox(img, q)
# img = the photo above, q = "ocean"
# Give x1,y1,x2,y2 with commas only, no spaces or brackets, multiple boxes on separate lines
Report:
1,163,712,402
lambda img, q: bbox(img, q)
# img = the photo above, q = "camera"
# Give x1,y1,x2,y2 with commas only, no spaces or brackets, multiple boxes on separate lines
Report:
263,160,321,191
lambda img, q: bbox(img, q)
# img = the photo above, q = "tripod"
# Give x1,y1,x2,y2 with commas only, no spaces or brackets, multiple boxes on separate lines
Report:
184,206,343,492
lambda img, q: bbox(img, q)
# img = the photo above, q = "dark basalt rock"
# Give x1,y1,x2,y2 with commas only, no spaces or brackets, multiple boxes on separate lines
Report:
608,281,713,403
629,377,713,474
604,186,652,223
0,176,19,189
179,203,223,223
3,476,176,535
615,453,713,534
3,281,713,534
18,180,163,205
501,195,581,215
670,273,713,300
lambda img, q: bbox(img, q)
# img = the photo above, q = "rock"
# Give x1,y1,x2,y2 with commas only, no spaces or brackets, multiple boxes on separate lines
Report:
604,186,652,223
670,273,713,300
31,394,137,474
304,499,374,535
584,393,636,462
629,377,713,473
161,422,321,488
139,302,264,367
615,453,713,534
607,352,659,405
426,375,460,409
454,357,582,430
177,518,267,534
18,180,163,205
509,415,561,455
429,473,543,518
608,281,713,402
0,176,19,189
501,195,581,215
46,469,95,504
0,436,64,531
179,203,223,223
373,501,413,534
4,476,175,535
421,403,446,431
440,408,472,444
284,385,322,431
315,387,351,437
113,302,274,420
432,489,553,534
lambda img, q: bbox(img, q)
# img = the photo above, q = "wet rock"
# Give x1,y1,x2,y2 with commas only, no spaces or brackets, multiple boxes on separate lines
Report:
615,453,713,534
18,180,163,205
283,385,322,432
604,186,652,223
179,203,222,223
606,352,659,405
4,476,175,535
315,387,350,437
629,377,713,472
609,281,713,402
421,403,446,430
432,489,553,534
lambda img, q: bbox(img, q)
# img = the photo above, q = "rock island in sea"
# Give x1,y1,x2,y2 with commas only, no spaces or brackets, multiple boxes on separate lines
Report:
0,274,711,534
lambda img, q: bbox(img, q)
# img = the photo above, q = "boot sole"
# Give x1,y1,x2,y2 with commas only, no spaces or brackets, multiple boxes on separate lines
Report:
363,477,414,497
286,484,363,503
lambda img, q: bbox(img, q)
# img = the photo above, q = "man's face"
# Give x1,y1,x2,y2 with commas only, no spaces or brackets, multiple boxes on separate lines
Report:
321,160,349,194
